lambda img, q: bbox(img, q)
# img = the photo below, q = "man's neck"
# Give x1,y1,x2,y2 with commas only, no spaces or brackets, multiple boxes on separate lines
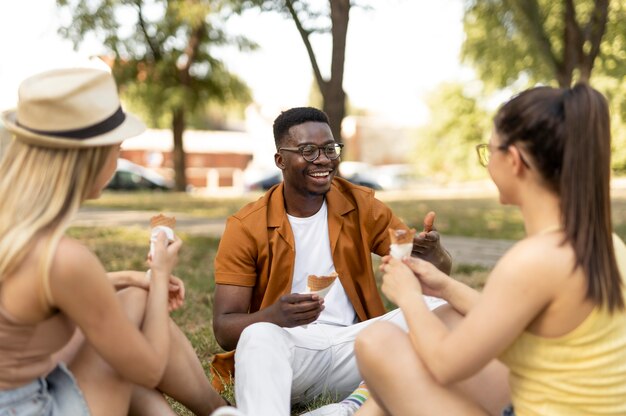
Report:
283,188,326,218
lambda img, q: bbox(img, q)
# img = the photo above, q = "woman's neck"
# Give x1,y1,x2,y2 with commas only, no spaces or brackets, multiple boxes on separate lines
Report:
518,184,562,237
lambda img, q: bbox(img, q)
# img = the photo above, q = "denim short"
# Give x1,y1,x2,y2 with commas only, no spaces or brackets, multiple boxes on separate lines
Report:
0,363,90,415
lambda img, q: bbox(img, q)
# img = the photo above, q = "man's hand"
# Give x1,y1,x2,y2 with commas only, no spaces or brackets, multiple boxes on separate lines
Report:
266,293,324,327
411,211,452,275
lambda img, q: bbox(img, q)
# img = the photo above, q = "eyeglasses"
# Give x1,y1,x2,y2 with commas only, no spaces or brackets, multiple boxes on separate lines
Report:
278,143,344,162
475,143,530,169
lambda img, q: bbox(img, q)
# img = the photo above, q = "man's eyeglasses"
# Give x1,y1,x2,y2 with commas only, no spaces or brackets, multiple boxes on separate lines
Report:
278,143,344,162
475,143,530,169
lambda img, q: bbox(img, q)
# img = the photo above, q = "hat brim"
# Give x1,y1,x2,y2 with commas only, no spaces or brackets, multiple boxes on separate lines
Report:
1,109,146,149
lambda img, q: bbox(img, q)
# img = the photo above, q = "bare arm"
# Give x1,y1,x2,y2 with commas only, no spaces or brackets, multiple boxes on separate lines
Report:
384,256,480,315
382,242,555,384
107,270,185,311
213,284,324,351
107,270,149,290
51,234,180,388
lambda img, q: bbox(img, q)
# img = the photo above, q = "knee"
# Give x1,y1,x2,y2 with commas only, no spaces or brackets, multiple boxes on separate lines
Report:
116,286,148,326
236,322,288,355
355,321,401,364
235,322,290,365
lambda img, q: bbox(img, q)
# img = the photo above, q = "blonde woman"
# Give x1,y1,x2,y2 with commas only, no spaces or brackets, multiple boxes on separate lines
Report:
355,83,626,415
0,68,225,415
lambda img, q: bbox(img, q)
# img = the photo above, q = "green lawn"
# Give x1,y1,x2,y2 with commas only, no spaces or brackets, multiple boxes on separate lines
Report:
88,190,626,241
75,190,626,414
67,225,489,415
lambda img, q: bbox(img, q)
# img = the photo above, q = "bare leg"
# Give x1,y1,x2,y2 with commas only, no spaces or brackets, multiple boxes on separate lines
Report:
68,287,149,416
355,321,509,416
155,319,227,414
355,397,387,416
129,387,177,416
63,287,224,416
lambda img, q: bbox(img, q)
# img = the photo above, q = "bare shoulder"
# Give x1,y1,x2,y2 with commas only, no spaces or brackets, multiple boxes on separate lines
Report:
50,236,105,283
492,233,575,286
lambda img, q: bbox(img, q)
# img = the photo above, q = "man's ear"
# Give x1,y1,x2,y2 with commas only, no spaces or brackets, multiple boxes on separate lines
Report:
275,152,285,170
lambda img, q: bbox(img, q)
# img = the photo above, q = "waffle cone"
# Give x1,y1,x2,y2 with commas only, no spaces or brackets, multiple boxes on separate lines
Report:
307,272,338,292
150,214,176,229
388,228,416,245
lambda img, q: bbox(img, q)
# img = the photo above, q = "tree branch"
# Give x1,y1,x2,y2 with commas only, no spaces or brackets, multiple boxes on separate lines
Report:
581,0,609,80
285,0,327,91
179,23,206,85
134,0,161,61
506,0,560,76
563,0,583,85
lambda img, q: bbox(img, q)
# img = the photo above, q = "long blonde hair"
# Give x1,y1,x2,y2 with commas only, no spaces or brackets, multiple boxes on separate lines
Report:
0,139,115,297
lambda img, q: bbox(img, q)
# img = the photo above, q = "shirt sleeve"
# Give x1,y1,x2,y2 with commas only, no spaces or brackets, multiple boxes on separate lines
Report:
368,195,408,256
214,216,259,287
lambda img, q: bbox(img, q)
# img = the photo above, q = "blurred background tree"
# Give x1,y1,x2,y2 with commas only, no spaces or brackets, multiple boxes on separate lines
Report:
418,0,626,181
461,0,626,171
242,0,362,143
414,82,491,182
57,0,253,191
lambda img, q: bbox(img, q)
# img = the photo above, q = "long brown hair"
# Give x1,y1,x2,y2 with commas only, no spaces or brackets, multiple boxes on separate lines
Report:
494,83,624,312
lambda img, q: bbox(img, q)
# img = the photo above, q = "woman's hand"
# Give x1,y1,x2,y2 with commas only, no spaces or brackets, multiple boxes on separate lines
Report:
148,231,182,279
380,256,423,305
403,256,452,299
165,274,185,312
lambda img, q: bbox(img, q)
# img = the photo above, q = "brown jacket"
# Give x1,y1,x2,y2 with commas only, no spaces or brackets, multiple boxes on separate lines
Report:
210,177,408,390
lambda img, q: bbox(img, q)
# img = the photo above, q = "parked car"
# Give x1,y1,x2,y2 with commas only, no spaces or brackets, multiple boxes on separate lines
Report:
339,161,383,190
374,164,423,190
106,159,173,191
244,168,283,191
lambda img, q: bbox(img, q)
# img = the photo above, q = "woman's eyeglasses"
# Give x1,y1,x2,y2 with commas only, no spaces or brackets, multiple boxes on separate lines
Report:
475,143,530,169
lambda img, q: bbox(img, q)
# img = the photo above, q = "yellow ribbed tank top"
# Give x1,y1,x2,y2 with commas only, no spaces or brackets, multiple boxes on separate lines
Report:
499,234,626,415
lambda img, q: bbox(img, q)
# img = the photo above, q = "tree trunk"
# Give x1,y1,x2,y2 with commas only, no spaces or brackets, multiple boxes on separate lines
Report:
172,107,187,192
322,86,346,143
323,0,349,142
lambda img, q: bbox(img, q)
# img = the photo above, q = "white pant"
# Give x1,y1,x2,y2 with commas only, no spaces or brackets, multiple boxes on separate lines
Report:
234,297,446,416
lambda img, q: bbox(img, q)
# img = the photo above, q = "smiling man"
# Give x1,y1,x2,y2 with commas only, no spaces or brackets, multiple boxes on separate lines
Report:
210,107,451,416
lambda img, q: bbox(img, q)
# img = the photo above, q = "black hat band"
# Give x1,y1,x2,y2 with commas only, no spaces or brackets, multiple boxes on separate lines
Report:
16,107,126,140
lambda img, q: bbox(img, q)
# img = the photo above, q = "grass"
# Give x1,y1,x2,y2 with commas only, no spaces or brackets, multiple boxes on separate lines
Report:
88,190,626,241
84,191,255,219
74,190,626,414
67,225,491,415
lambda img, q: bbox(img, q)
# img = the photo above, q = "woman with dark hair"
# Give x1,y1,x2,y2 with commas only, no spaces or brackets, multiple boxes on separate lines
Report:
353,83,626,415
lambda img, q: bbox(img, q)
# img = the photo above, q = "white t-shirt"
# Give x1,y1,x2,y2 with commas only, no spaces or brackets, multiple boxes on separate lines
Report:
288,201,357,326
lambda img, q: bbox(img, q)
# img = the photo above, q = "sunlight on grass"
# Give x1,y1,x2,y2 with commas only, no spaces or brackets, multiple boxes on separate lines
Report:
70,191,626,414
85,191,626,241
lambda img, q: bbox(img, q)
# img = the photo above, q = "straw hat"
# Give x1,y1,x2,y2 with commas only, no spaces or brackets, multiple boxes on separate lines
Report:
1,67,145,148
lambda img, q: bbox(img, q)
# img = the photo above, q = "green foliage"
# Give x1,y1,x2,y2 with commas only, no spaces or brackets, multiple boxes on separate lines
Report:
461,0,626,171
56,0,253,128
462,0,626,89
413,82,492,181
